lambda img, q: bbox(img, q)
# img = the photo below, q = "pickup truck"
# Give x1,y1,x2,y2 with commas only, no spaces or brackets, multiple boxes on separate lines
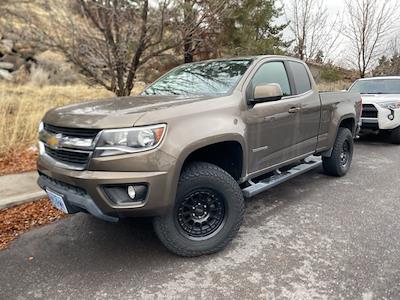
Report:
349,76,400,144
37,55,361,256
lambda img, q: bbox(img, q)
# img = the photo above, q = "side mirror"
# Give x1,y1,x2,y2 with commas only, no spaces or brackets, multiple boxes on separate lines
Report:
251,83,283,104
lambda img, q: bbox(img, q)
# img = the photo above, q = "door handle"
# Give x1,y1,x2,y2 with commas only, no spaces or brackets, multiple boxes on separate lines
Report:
288,107,300,113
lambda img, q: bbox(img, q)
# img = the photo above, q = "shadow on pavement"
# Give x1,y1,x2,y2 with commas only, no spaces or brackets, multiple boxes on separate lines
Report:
356,132,394,145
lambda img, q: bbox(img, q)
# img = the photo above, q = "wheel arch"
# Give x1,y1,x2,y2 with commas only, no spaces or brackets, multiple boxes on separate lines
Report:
322,114,356,158
175,136,247,182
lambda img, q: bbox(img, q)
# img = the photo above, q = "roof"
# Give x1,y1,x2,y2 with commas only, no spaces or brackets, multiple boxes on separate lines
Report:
186,55,304,64
357,76,400,81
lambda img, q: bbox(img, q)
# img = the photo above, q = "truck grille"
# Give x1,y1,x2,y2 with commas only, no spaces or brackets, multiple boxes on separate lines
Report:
362,104,378,118
45,146,90,167
42,124,100,169
44,123,100,138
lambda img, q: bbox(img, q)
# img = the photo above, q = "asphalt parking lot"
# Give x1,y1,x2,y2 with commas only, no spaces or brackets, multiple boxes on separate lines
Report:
1,135,400,299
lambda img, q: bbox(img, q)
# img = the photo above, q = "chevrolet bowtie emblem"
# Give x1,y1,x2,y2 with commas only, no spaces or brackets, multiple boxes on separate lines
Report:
47,134,62,149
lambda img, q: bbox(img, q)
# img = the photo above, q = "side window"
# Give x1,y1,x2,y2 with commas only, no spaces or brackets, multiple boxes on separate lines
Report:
250,61,291,96
288,61,312,94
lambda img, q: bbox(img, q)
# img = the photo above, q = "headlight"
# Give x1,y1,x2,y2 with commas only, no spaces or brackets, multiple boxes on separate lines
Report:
378,101,400,109
94,124,166,157
39,121,44,133
38,122,45,155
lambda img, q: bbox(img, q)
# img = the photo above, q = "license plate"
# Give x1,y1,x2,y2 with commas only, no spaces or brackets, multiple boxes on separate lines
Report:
46,189,68,214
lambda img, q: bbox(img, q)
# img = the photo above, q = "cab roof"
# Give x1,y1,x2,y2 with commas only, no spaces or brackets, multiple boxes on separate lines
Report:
357,76,400,81
187,55,304,64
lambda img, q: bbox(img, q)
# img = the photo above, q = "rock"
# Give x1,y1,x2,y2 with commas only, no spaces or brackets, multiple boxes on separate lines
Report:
16,47,36,59
1,54,25,70
0,62,14,71
2,32,19,41
35,50,67,63
0,69,13,81
0,39,14,54
14,41,32,51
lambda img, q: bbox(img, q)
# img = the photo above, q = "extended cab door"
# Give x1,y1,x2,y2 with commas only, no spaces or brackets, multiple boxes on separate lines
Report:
244,60,303,174
285,61,321,156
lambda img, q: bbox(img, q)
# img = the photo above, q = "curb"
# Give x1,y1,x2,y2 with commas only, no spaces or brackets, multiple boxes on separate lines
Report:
0,191,47,210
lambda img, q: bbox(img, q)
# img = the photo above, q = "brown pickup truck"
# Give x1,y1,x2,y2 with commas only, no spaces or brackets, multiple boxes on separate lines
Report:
37,56,361,256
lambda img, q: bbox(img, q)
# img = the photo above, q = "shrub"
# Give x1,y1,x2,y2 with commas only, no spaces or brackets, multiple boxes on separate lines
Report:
28,65,50,87
321,65,343,82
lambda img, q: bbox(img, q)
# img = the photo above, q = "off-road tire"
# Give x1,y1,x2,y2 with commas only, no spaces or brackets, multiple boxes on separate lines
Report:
390,126,400,144
153,162,244,257
322,127,354,177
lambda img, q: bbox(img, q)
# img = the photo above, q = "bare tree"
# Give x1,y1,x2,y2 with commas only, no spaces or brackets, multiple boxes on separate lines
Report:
6,0,225,96
343,0,398,78
285,0,341,62
179,0,227,63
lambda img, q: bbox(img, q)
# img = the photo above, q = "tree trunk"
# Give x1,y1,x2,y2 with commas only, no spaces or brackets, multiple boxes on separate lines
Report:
183,0,194,63
184,35,194,63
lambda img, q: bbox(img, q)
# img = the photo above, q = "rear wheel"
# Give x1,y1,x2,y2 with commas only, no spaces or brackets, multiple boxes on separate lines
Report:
153,162,244,257
390,126,400,144
322,128,354,177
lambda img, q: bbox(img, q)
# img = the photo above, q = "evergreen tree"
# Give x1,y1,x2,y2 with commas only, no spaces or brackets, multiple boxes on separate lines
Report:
219,0,289,56
373,54,400,76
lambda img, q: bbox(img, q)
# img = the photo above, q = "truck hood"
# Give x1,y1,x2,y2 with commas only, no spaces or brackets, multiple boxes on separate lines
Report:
43,95,213,129
361,94,400,104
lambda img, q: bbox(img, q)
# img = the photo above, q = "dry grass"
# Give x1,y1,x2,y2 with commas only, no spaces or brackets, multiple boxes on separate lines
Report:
0,82,114,155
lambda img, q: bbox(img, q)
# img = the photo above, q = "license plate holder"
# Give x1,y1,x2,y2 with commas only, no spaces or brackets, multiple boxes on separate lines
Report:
46,189,68,214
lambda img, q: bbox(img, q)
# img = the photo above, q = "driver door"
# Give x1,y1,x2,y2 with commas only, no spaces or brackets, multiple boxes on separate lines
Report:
244,61,301,174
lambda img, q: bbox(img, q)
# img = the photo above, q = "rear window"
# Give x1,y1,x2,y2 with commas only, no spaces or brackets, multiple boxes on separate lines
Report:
288,61,312,94
349,79,400,94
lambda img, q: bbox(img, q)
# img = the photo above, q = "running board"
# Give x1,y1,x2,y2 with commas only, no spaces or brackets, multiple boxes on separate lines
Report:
242,156,322,198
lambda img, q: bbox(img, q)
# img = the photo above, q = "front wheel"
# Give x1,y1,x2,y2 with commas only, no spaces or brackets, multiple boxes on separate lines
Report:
153,162,244,257
322,128,354,177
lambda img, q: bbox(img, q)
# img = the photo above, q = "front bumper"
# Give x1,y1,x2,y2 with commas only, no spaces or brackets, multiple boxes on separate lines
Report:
361,104,400,131
37,154,178,220
38,174,119,222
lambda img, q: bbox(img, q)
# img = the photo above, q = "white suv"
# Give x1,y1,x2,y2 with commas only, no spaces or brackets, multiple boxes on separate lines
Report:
349,76,400,144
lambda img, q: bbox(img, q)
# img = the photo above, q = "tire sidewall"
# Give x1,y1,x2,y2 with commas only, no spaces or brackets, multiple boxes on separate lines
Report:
323,127,354,177
154,163,244,255
339,130,354,174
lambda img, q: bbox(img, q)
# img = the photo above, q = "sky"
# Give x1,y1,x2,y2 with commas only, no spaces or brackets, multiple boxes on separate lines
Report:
277,0,400,68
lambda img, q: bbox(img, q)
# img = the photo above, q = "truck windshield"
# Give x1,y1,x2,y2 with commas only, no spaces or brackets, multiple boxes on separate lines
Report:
349,79,400,94
142,60,252,96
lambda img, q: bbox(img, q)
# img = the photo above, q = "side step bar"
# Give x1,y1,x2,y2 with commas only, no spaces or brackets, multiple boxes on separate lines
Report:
242,156,322,198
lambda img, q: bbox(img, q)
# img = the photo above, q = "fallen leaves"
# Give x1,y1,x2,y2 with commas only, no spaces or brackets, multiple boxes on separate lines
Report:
0,198,65,250
0,147,38,176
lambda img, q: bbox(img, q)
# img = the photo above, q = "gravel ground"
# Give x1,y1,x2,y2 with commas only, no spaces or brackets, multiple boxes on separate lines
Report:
0,135,399,299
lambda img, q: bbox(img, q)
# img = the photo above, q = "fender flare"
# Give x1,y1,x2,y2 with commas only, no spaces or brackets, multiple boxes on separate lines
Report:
322,114,355,158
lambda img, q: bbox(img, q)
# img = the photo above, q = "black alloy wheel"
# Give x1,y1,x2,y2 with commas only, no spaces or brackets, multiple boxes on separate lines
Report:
176,189,226,240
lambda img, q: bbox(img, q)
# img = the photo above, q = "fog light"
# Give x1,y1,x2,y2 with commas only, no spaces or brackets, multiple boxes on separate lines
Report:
388,114,394,120
103,184,148,205
127,185,136,199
